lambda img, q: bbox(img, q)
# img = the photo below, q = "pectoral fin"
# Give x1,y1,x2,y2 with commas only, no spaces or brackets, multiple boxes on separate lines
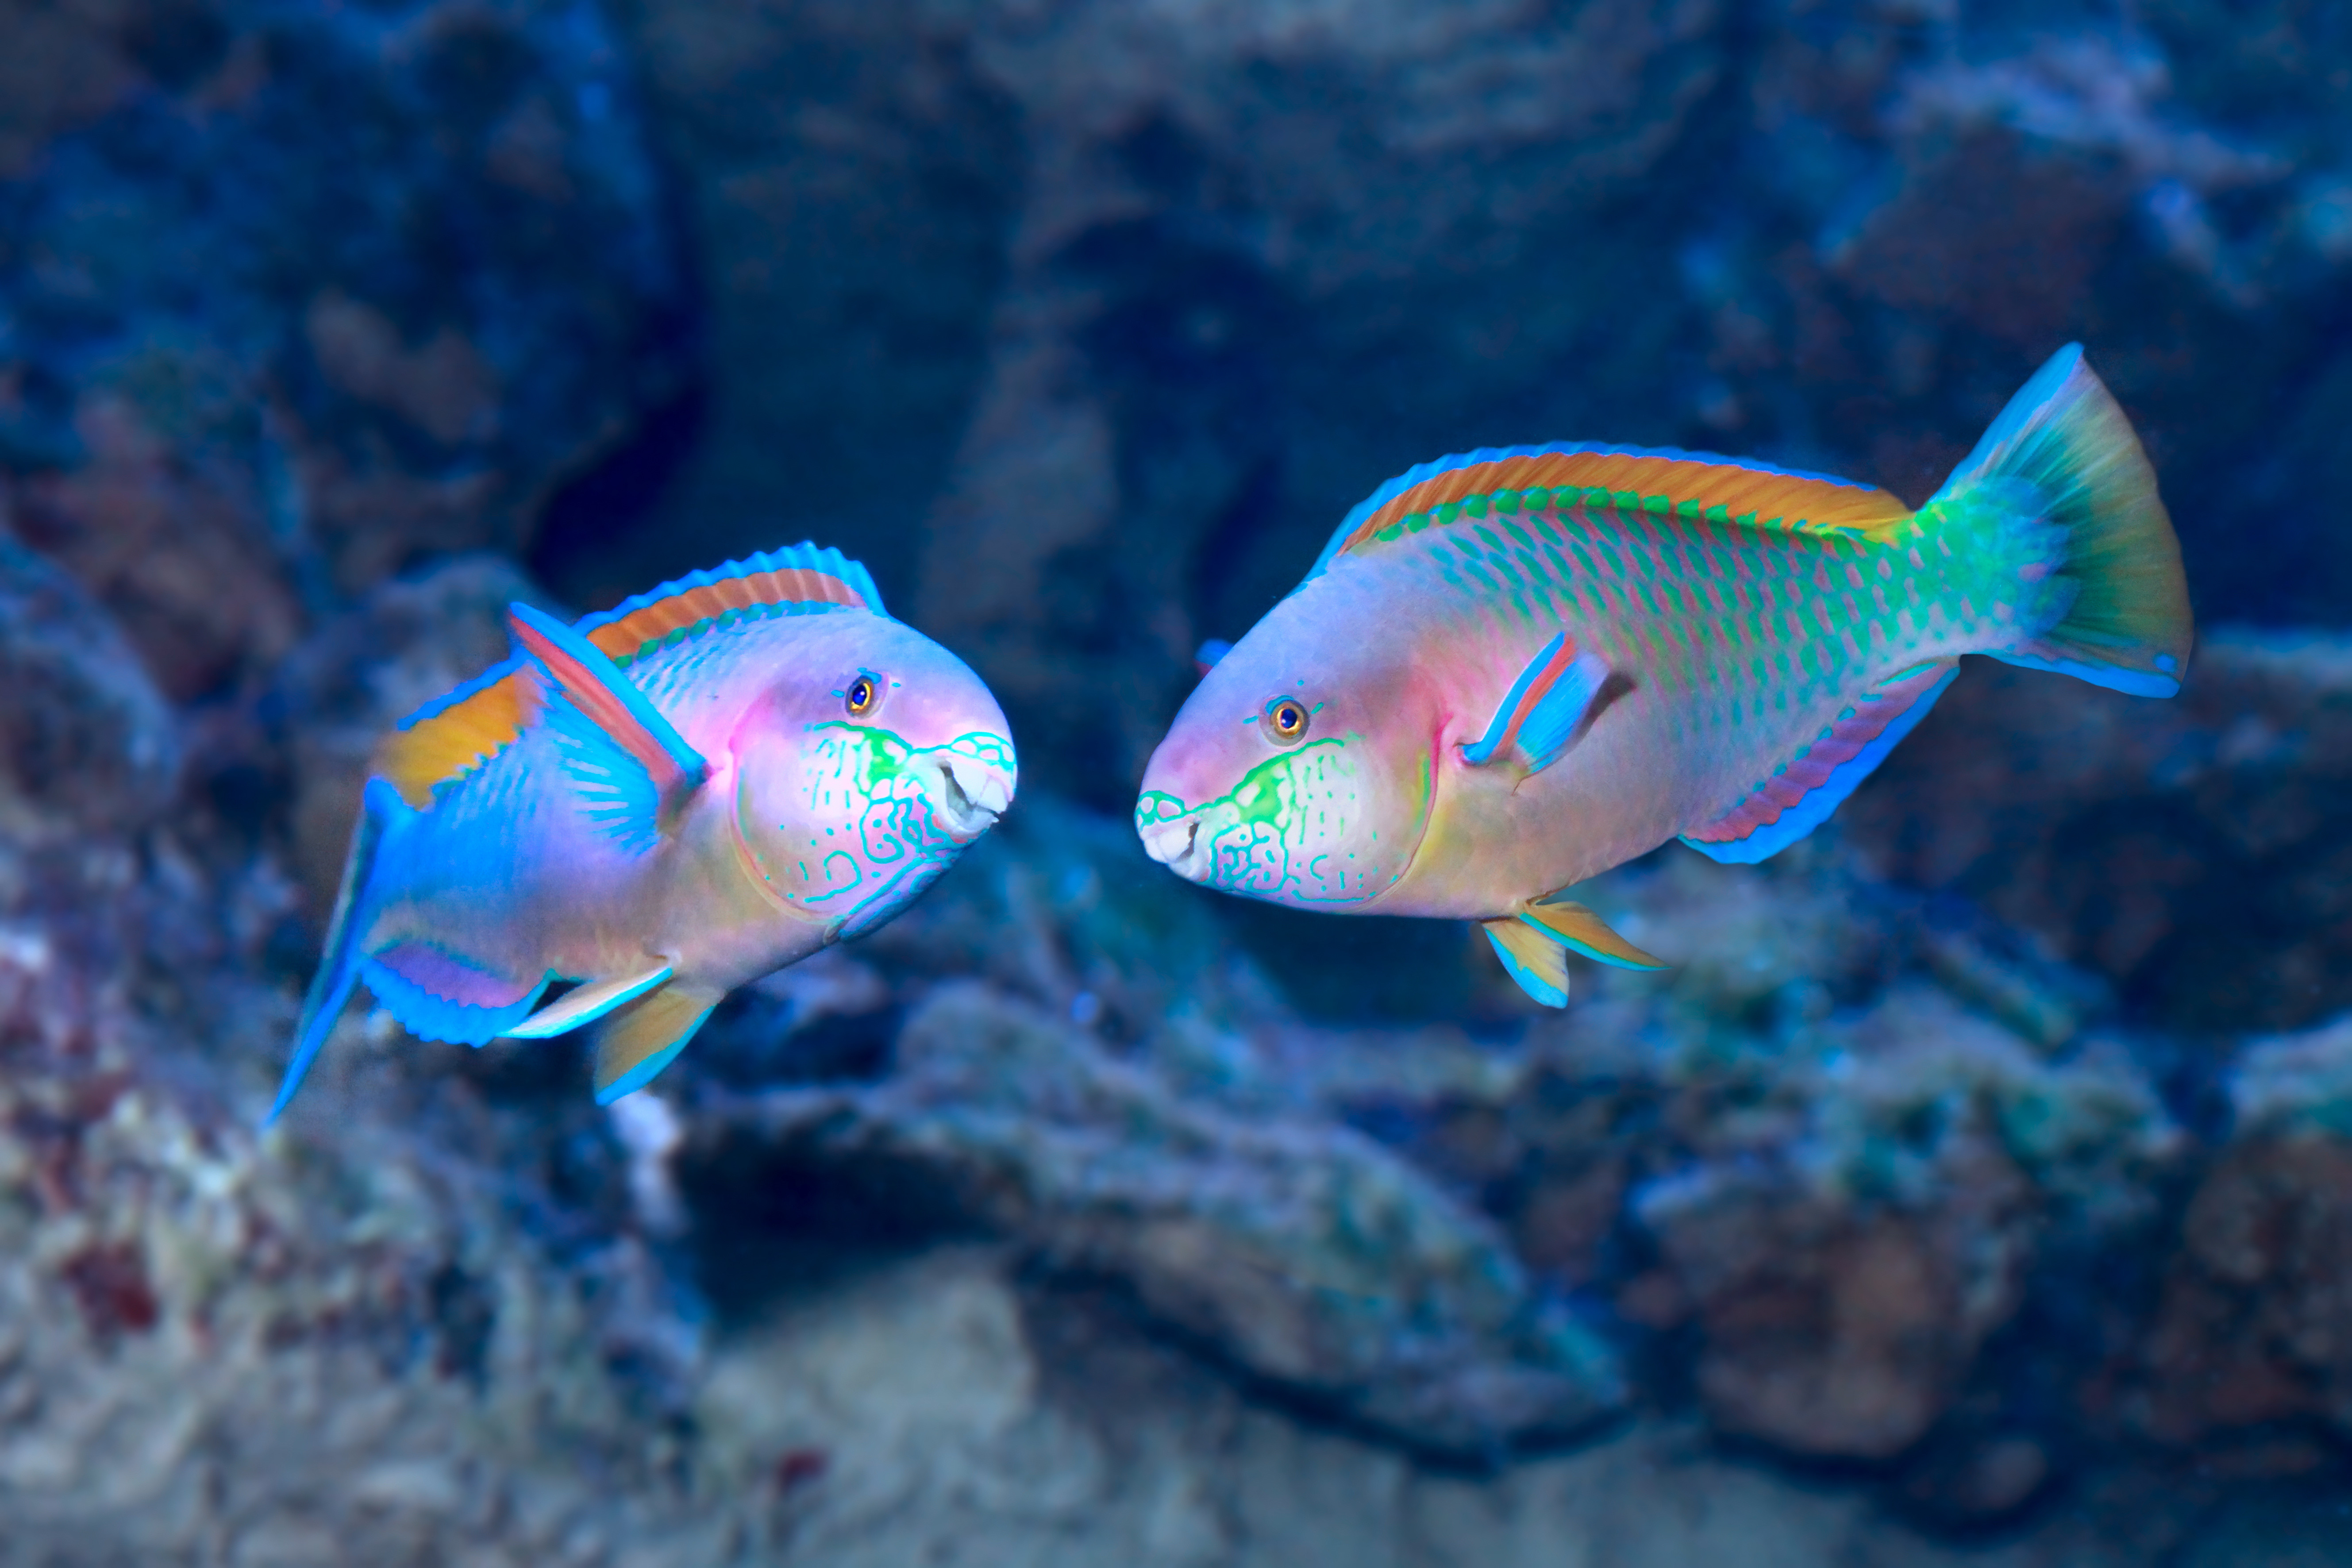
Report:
503,962,675,1040
508,602,710,817
1463,631,1613,774
589,982,719,1104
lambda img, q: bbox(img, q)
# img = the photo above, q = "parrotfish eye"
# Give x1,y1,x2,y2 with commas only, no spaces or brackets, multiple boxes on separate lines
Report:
845,674,878,717
1261,697,1311,747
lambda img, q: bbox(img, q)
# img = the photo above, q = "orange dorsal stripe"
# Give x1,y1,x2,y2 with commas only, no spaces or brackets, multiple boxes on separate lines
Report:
374,666,540,809
584,567,866,662
374,551,876,809
1335,451,1912,560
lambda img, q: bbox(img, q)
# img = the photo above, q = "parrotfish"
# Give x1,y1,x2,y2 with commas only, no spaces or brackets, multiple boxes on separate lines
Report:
1136,344,2190,1005
272,543,1016,1119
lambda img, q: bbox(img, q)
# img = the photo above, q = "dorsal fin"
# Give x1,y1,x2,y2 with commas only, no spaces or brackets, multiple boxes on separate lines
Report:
576,542,885,669
374,660,539,809
1307,443,1913,579
371,543,883,809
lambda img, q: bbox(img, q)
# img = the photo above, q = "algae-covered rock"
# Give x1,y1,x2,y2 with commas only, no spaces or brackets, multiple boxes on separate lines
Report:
691,981,1627,1457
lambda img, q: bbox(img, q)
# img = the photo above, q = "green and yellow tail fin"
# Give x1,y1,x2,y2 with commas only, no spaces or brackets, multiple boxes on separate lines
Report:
1929,344,2193,697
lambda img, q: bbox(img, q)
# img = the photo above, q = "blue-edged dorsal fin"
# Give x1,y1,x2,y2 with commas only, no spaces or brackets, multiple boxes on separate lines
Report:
1681,660,1959,866
1462,631,1613,774
1304,443,1912,584
576,542,885,670
502,963,674,1040
590,983,719,1104
508,602,711,840
360,935,552,1047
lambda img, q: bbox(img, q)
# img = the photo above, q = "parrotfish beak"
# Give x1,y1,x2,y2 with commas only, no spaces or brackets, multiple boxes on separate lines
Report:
1137,809,1205,881
921,741,1017,844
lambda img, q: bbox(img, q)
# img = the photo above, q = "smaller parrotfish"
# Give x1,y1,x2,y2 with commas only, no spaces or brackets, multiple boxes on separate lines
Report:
1135,345,2191,1006
272,543,1016,1120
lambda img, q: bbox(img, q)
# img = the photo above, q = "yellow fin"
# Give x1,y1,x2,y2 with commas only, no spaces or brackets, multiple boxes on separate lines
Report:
503,962,675,1040
373,665,541,809
1519,898,1668,971
590,982,718,1103
1481,918,1571,1007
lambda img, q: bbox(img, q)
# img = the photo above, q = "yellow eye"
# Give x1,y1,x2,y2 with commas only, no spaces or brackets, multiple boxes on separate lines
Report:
845,675,878,716
1262,698,1310,745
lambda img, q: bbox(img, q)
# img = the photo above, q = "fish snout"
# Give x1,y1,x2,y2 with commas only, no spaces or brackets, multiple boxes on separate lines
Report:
924,753,1014,844
1138,814,1205,881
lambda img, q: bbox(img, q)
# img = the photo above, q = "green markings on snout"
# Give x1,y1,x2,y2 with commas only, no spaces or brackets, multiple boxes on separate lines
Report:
1139,737,1385,904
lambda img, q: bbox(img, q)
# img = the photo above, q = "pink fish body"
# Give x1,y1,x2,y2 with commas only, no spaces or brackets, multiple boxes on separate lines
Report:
273,543,1016,1117
1137,346,2191,1003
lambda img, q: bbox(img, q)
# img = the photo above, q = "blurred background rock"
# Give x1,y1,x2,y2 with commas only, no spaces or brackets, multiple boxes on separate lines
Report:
7,0,2352,1561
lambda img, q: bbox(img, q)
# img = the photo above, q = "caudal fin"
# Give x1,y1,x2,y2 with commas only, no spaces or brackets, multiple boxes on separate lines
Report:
1930,344,2193,697
266,778,404,1125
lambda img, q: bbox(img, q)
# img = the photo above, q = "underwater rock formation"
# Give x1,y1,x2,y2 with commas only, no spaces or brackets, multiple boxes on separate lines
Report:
1854,629,2352,1036
0,0,688,696
592,0,2352,801
11,0,2352,1557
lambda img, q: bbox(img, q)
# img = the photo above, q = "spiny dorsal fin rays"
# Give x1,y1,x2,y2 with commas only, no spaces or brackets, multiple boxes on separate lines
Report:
577,542,884,669
1310,443,1914,579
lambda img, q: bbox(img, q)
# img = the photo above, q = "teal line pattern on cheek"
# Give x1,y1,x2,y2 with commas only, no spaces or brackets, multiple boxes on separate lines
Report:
1141,736,1391,905
744,724,1011,936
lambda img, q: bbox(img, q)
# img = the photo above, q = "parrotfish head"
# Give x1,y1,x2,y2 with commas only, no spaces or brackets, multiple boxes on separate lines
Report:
730,613,1016,936
1135,608,1436,909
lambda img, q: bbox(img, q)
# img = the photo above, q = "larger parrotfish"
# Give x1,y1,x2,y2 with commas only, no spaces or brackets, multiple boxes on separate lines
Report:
1135,345,2191,1006
271,543,1016,1121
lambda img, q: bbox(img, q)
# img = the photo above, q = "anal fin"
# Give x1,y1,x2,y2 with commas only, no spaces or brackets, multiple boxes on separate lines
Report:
362,937,551,1046
590,983,719,1104
504,962,675,1040
1682,660,1959,866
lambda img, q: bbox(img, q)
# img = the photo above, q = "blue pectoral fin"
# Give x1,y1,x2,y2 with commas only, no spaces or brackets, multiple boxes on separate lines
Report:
1515,654,1611,773
508,602,709,833
590,983,718,1103
268,778,409,1125
1464,632,1612,773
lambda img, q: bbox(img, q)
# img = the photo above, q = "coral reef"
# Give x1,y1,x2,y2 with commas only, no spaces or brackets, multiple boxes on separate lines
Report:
5,0,2352,1559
